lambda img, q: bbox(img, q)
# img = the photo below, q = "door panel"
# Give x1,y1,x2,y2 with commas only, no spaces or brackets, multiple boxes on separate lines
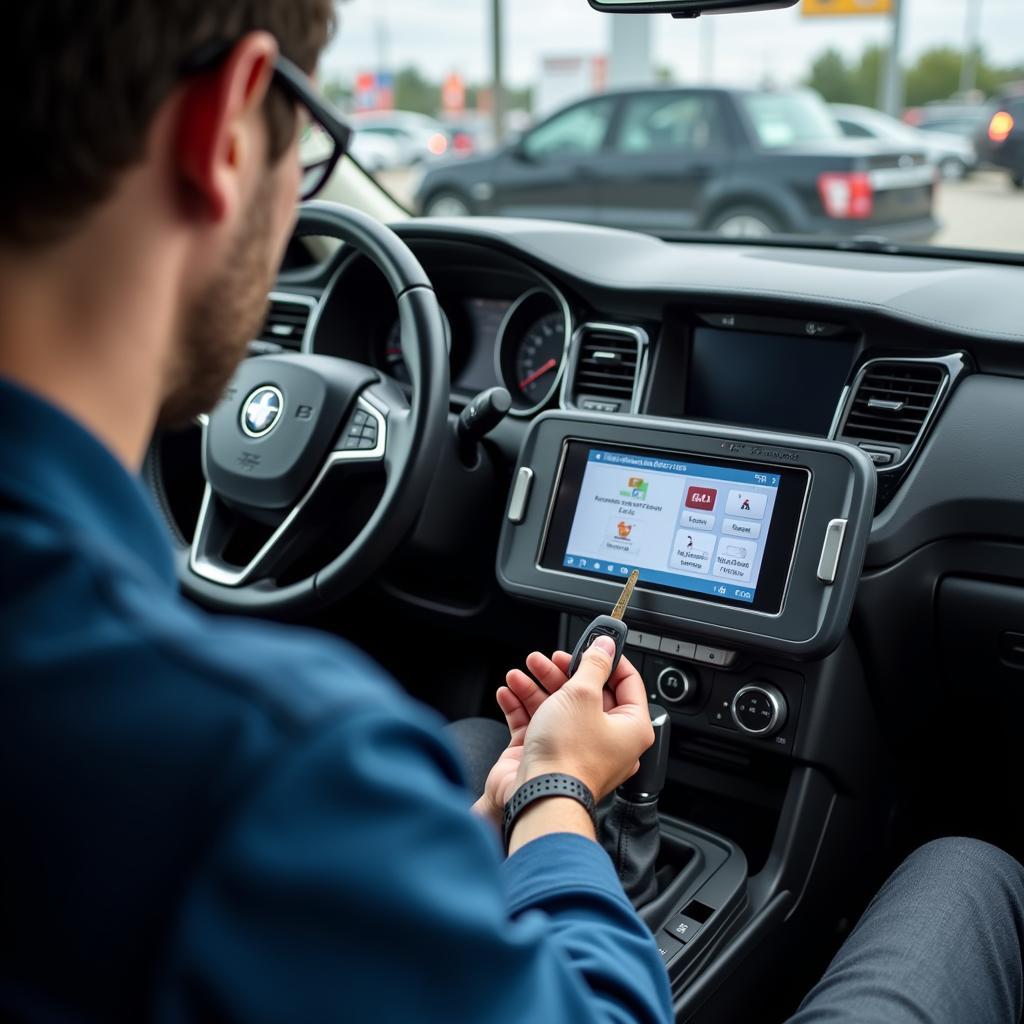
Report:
489,97,617,223
594,92,730,233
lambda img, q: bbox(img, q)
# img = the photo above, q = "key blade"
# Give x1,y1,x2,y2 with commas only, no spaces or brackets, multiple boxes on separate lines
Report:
611,569,640,621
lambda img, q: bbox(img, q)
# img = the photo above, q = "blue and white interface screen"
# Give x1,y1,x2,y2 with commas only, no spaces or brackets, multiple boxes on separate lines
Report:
561,449,781,605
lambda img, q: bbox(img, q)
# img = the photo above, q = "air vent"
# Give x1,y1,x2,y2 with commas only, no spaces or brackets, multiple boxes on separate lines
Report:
837,359,948,468
255,294,315,351
568,325,647,413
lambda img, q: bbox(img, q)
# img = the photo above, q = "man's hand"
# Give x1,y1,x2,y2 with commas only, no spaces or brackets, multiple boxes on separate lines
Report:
515,636,654,803
472,639,654,830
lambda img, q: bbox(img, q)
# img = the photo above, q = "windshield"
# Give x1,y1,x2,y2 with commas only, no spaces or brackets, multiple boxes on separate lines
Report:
321,1,1024,257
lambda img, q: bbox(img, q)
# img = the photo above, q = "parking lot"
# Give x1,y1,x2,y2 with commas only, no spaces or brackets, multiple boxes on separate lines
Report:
934,171,1024,253
376,168,1024,255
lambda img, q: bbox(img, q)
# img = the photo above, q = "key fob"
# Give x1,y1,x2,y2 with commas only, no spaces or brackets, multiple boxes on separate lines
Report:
567,615,629,678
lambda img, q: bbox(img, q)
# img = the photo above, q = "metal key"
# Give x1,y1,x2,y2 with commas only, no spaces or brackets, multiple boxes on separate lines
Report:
567,569,640,678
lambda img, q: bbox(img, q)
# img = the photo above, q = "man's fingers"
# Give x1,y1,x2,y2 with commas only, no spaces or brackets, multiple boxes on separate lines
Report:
495,686,530,742
524,651,570,697
505,667,550,718
606,654,647,710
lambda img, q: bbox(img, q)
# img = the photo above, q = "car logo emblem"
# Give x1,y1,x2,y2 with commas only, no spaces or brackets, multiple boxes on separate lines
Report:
241,386,284,438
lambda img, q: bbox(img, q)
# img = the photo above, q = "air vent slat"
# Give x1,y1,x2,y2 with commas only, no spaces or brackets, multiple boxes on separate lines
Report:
256,296,313,352
570,327,644,409
839,360,946,455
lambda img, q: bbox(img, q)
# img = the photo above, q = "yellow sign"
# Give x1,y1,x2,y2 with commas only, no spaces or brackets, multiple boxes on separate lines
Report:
802,0,892,15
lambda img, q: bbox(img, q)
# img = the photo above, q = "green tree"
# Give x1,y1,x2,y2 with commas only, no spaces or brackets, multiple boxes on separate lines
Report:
393,66,441,116
904,47,963,108
806,48,856,103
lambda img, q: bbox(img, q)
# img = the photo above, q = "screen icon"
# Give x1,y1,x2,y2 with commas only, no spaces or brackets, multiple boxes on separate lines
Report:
685,485,718,511
594,563,602,570
620,477,649,500
566,556,575,566
580,559,588,568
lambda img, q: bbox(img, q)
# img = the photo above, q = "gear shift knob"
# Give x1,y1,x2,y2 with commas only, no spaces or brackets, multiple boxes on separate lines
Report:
618,704,671,802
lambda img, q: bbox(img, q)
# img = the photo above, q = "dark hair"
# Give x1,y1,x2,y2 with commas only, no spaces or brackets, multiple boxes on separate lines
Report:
2,1,334,248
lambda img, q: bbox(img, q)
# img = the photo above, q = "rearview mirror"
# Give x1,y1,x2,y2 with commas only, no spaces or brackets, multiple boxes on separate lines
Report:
587,0,798,15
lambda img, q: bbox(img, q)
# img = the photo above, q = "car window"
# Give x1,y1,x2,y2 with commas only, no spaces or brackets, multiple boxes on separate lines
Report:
614,94,722,154
522,99,615,161
741,91,842,148
838,120,874,139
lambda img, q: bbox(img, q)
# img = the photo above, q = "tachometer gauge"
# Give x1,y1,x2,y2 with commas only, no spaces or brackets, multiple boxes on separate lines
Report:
515,312,566,404
496,287,571,415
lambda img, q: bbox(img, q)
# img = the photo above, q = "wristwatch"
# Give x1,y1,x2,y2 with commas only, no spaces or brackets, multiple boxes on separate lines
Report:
502,773,597,851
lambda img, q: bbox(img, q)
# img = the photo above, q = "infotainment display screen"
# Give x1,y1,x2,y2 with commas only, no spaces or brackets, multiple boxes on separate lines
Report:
540,443,810,613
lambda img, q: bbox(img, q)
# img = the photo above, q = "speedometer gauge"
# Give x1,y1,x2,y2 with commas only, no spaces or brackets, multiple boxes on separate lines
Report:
515,313,566,404
496,287,571,416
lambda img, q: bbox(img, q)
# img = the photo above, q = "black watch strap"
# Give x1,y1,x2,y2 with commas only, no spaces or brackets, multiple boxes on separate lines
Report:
502,773,597,852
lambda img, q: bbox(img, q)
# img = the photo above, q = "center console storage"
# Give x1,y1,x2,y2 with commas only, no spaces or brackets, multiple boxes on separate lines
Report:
497,412,880,1021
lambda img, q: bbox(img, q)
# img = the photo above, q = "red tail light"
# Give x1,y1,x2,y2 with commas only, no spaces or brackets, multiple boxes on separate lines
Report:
989,111,1014,144
818,172,874,220
452,132,474,154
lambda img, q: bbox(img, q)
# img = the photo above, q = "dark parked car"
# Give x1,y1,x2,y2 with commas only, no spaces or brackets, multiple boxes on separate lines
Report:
975,94,1024,189
415,87,938,241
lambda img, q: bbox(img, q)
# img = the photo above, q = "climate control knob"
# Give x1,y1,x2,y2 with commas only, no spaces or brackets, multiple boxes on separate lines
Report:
731,683,788,737
656,665,697,706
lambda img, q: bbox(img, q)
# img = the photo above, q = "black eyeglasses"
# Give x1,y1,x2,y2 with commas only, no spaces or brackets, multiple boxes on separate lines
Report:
180,42,354,201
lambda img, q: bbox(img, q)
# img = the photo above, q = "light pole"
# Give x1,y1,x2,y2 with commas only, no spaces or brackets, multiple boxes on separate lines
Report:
881,0,906,117
959,0,984,96
491,0,506,145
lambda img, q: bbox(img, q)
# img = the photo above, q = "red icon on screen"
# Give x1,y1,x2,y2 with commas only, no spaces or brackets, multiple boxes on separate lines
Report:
685,486,718,510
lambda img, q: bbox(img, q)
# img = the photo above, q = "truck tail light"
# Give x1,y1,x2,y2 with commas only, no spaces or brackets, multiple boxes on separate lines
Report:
818,172,874,220
989,111,1014,144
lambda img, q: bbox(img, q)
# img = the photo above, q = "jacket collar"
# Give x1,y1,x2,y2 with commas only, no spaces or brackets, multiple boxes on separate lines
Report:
0,376,176,587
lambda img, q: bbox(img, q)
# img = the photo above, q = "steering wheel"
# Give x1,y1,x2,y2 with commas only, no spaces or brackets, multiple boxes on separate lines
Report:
149,202,450,615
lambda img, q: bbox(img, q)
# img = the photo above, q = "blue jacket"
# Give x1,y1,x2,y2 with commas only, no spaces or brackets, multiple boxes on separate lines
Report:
0,377,672,1023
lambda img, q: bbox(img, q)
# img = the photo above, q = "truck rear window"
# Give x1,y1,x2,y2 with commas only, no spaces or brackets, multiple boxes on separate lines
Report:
741,91,842,149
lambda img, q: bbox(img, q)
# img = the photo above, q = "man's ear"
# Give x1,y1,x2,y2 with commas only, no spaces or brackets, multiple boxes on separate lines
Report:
174,32,280,223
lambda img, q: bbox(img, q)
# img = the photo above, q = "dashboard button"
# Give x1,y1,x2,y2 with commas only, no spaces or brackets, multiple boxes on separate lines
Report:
694,645,736,667
816,518,847,584
666,914,704,944
627,630,662,652
657,934,684,964
507,467,533,524
659,637,697,659
656,666,696,705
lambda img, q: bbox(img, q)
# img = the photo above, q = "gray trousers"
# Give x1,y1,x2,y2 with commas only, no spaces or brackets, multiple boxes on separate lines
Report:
789,838,1024,1024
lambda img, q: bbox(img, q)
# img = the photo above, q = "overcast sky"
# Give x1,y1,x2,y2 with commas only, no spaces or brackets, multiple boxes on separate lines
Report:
321,0,1024,90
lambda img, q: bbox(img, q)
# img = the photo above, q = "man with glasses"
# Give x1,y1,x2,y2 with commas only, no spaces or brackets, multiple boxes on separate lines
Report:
0,5,669,1022
3,6,1022,1024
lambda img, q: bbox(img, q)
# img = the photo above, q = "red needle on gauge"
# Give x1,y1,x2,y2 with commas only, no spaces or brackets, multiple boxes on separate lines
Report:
519,358,557,392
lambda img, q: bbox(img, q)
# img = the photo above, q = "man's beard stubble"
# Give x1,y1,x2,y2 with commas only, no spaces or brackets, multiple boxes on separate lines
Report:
157,176,276,429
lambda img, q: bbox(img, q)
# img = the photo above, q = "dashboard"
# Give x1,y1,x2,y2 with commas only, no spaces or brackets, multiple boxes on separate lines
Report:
271,217,1024,591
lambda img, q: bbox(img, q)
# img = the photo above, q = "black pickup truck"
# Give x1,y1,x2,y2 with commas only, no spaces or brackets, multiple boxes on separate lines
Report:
415,87,938,242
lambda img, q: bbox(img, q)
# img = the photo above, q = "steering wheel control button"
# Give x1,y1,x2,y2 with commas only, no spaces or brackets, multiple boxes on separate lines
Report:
656,666,696,705
816,518,848,584
627,630,662,652
240,386,284,439
666,913,704,944
731,683,788,737
657,934,684,965
694,644,737,668
659,637,697,660
507,467,534,523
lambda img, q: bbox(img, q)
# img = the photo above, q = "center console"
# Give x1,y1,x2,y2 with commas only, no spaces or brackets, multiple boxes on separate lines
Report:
497,412,878,1020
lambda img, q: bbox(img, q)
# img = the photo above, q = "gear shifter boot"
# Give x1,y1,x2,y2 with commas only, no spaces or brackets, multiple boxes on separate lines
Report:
600,793,661,906
599,704,671,908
